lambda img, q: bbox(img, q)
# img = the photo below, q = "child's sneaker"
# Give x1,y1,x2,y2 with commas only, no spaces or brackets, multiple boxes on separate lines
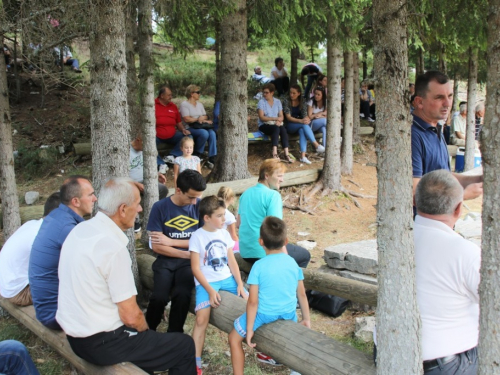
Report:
256,352,282,366
299,157,312,165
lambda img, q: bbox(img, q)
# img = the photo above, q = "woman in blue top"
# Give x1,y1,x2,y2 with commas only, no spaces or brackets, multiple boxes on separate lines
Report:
283,85,325,165
257,83,293,163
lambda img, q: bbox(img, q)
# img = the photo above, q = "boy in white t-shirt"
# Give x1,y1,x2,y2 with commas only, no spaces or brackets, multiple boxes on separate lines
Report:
189,195,248,374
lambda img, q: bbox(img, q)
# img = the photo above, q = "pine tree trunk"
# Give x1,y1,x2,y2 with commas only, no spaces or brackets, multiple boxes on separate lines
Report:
0,44,21,240
362,48,368,79
417,47,425,75
465,47,478,171
353,51,361,144
138,0,158,250
89,0,141,293
320,12,342,192
209,0,251,182
341,51,354,175
373,0,422,372
438,43,447,75
290,45,299,86
478,0,500,371
452,73,460,113
126,0,140,138
214,21,221,103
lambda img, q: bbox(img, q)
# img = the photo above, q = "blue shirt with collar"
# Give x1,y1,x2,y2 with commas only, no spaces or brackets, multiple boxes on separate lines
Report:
29,203,84,329
411,114,450,178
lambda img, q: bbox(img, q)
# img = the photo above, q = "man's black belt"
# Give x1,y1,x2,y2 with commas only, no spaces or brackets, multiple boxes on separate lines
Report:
423,354,457,372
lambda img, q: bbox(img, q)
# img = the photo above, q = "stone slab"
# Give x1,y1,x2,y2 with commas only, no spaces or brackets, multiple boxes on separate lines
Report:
454,214,482,242
324,240,378,274
317,266,377,285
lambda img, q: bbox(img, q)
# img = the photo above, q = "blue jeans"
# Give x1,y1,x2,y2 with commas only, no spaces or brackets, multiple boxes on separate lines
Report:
424,347,477,375
304,75,317,99
188,128,217,157
0,340,40,375
156,132,184,165
310,118,327,146
286,121,317,152
65,59,79,69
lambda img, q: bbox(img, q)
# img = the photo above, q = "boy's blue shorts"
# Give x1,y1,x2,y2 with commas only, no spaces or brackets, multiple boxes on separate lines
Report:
195,276,247,312
233,310,297,338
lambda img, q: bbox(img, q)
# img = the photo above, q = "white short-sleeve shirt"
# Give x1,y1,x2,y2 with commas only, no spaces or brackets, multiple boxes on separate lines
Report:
56,212,137,337
414,215,480,360
223,209,236,230
270,66,287,79
0,219,43,298
189,228,235,286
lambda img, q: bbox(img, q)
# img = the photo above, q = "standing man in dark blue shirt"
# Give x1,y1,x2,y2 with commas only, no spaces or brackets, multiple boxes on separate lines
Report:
146,170,207,332
411,71,483,201
29,176,97,330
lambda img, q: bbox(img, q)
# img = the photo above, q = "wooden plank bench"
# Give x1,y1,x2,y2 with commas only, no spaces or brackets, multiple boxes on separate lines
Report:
0,297,147,374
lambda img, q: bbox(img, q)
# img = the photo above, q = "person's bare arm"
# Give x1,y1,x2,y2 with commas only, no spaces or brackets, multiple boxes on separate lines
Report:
157,173,167,184
227,223,239,242
258,109,280,123
176,122,191,135
271,70,280,79
455,131,465,140
173,164,179,188
297,281,311,328
236,214,241,229
182,115,199,124
117,295,148,332
453,173,483,200
276,110,284,125
150,232,190,258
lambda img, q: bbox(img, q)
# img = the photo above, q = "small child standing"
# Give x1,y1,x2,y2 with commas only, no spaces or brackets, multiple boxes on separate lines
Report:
228,216,311,375
189,195,248,375
174,136,201,187
217,187,239,251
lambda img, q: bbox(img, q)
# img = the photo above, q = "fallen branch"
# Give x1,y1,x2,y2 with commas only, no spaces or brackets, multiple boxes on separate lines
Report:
347,179,361,188
283,203,315,215
346,190,376,199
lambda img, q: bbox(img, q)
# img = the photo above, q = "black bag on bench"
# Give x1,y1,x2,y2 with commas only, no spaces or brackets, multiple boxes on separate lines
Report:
190,122,214,130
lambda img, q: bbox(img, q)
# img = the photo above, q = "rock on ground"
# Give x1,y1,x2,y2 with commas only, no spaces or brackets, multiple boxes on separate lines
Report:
354,316,376,343
25,191,40,205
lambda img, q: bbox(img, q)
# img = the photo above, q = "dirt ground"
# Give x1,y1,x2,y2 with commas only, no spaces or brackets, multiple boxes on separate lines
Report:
1,71,484,374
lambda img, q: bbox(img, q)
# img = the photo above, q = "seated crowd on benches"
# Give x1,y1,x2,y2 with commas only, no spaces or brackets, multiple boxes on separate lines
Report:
0,158,312,375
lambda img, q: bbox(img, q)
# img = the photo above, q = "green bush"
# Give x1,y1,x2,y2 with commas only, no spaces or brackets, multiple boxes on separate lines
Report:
15,142,60,180
154,52,217,97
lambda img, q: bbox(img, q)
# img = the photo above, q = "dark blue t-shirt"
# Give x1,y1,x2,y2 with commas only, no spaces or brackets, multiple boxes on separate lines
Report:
29,203,84,328
147,196,202,259
411,114,450,178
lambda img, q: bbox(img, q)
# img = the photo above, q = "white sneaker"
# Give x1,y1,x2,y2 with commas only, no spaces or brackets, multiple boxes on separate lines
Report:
290,371,301,375
163,155,175,164
360,113,365,118
158,164,168,174
316,144,325,153
368,117,375,123
300,157,312,165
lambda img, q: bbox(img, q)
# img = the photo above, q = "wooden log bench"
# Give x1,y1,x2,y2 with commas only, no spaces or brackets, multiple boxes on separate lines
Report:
137,254,377,306
137,254,376,374
0,297,147,374
72,126,373,156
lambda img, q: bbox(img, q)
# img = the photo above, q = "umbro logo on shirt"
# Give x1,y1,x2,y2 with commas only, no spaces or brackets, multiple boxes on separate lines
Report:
164,215,198,238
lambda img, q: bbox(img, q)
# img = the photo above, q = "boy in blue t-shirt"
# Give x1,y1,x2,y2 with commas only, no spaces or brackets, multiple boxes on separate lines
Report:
228,216,310,375
190,196,247,374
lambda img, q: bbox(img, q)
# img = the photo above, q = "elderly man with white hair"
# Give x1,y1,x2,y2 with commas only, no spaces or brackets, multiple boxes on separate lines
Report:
450,103,467,146
414,169,479,374
56,177,196,375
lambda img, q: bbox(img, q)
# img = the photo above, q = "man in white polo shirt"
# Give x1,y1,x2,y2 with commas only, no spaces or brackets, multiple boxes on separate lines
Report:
414,169,479,374
56,177,196,375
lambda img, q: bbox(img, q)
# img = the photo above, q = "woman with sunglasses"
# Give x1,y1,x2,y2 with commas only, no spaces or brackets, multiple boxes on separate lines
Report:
179,84,217,168
257,83,293,163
